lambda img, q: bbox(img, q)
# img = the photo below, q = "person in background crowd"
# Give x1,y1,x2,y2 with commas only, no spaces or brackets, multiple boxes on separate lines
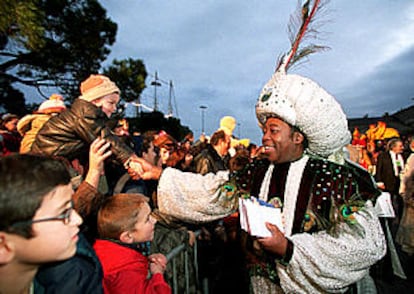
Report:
0,154,82,294
394,152,414,292
137,130,162,207
153,130,178,168
189,132,208,159
401,139,414,197
247,143,259,159
193,129,231,175
139,131,162,167
17,94,66,154
112,118,135,150
172,132,194,172
105,118,148,196
376,138,405,231
182,131,194,147
0,113,21,155
397,150,414,255
349,127,373,171
402,136,414,162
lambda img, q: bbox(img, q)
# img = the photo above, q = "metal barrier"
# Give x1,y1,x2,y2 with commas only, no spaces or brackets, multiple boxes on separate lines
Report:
165,229,202,294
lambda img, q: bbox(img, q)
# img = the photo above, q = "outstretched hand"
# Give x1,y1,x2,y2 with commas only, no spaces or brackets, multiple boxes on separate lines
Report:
257,222,288,257
127,156,162,180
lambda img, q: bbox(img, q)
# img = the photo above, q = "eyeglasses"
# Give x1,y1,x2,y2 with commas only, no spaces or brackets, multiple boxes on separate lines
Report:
11,200,75,227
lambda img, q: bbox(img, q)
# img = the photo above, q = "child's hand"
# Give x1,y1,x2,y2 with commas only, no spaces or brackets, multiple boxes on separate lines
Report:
89,138,111,174
149,253,167,274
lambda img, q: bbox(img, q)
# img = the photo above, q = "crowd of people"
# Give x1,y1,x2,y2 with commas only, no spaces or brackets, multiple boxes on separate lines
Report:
1,68,413,294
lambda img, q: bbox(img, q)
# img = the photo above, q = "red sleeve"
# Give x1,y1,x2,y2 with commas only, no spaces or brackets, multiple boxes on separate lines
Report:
144,273,172,294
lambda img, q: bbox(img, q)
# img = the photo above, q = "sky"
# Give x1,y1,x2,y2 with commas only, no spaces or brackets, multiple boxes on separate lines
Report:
99,0,414,144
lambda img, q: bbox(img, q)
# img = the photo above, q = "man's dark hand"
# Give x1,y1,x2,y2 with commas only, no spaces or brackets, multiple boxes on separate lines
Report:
257,222,288,257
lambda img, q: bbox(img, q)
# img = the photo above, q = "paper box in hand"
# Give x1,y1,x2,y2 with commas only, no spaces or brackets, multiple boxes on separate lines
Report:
239,197,284,237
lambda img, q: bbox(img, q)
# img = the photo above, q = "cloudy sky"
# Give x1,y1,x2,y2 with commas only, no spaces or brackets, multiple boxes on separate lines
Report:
100,0,414,144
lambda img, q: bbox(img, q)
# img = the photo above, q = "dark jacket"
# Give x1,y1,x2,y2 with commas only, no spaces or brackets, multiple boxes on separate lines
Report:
0,130,21,155
30,99,133,165
375,151,400,195
193,144,228,175
34,233,103,294
151,212,196,293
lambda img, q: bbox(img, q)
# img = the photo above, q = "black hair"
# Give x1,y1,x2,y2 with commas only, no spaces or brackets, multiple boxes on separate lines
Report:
0,154,71,238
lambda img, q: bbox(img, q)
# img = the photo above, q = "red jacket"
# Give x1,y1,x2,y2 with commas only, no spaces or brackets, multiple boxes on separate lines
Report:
93,239,171,294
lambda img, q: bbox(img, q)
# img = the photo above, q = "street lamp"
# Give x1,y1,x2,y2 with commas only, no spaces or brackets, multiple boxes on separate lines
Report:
199,105,207,135
151,71,162,111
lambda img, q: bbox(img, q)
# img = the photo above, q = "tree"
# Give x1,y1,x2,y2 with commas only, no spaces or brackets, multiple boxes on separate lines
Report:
103,58,147,103
0,0,117,112
0,77,26,115
0,0,45,51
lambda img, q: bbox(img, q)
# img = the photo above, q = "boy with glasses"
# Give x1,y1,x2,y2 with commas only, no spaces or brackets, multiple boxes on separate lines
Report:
0,154,83,294
34,137,112,293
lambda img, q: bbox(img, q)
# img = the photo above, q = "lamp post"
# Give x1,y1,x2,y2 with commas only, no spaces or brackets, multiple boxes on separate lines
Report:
199,105,207,135
151,71,162,111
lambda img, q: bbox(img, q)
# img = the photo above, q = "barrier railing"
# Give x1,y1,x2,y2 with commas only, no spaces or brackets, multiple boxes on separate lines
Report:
165,230,202,294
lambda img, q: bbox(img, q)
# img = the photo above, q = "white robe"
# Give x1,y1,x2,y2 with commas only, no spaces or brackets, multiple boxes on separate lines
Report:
157,162,386,293
157,167,235,223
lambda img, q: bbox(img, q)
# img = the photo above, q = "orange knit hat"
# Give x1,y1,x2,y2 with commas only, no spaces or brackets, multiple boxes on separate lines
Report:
79,74,120,102
37,94,66,114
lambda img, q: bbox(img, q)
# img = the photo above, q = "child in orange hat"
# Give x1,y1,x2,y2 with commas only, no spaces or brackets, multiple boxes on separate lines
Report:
30,75,144,187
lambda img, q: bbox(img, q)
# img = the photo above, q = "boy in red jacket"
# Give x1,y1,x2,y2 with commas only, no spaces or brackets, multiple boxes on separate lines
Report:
94,193,171,294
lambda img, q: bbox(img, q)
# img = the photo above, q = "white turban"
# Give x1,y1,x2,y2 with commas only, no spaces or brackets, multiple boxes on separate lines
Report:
256,70,351,158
